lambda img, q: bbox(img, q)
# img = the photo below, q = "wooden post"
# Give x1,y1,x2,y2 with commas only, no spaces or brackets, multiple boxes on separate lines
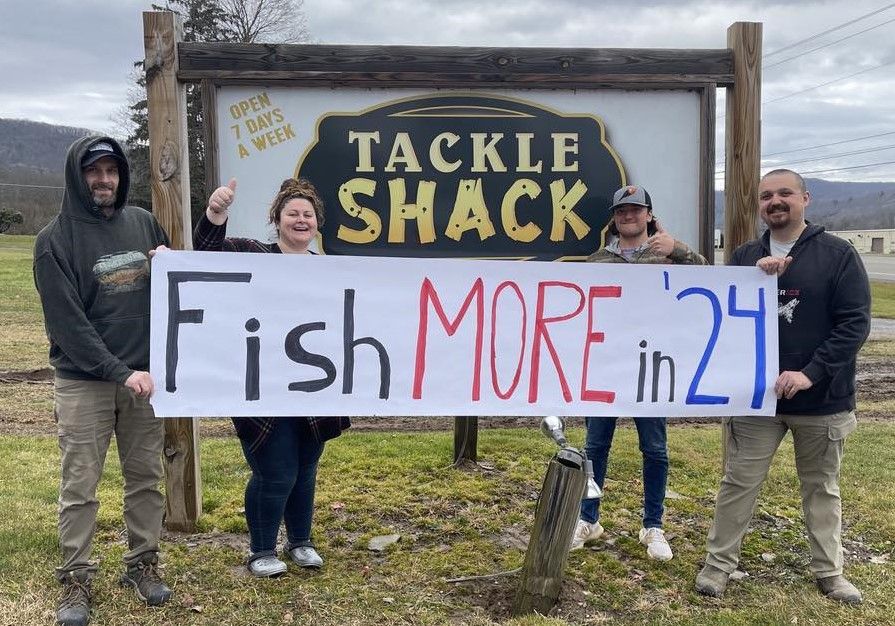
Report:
722,22,762,469
724,22,762,261
513,448,587,616
453,417,478,465
144,10,202,532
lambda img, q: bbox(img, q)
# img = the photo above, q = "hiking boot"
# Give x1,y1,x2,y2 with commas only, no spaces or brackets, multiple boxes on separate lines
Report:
287,545,323,568
247,555,288,578
570,520,604,550
56,571,91,626
120,553,172,606
639,527,673,561
816,575,863,605
695,564,729,598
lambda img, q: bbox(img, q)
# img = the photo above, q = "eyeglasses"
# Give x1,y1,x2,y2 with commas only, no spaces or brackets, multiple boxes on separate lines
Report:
612,205,648,217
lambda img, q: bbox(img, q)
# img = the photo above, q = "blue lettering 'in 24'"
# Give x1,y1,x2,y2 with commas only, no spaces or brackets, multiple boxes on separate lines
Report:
676,287,729,405
728,285,767,409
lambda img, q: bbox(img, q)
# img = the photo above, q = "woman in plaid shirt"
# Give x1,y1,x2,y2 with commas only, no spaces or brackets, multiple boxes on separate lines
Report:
195,177,350,577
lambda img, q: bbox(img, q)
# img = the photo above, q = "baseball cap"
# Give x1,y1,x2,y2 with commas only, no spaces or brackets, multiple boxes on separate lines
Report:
609,185,652,211
82,141,124,168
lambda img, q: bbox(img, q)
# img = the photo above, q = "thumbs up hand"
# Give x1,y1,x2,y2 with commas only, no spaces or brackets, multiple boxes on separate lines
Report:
206,178,237,225
646,219,675,257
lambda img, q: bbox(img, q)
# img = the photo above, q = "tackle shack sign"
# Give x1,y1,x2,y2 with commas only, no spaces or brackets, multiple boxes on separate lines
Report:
295,94,625,259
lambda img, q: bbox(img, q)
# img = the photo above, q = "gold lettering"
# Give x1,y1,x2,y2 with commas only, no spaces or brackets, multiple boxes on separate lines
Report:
384,133,422,173
470,133,506,173
549,179,589,241
349,131,380,173
387,179,437,244
551,133,579,172
337,178,381,244
501,179,542,243
257,92,271,108
238,143,250,159
445,179,496,242
430,132,461,173
515,133,543,173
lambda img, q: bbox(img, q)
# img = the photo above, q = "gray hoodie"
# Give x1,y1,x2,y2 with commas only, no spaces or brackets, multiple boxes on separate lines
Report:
33,136,170,383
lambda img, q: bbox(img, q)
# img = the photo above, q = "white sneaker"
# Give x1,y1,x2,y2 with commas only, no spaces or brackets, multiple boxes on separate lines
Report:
288,546,323,568
570,520,604,550
639,527,673,561
247,555,288,577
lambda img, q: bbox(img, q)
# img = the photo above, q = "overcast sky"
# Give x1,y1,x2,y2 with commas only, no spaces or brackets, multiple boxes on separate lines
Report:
2,0,894,182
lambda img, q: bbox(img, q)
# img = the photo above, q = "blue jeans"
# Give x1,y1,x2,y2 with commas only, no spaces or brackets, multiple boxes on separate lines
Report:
238,418,324,556
580,417,668,528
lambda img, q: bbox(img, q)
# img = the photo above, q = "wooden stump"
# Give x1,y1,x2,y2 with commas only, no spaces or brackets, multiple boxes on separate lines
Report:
513,448,587,616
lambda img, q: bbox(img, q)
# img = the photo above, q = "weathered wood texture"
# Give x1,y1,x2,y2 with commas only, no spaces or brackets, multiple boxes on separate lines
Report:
144,11,202,532
699,85,717,259
513,451,587,616
724,22,762,262
178,43,734,86
453,417,479,464
201,79,220,195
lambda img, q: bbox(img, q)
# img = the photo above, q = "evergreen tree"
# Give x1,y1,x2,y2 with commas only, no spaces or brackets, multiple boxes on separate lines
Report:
125,0,309,224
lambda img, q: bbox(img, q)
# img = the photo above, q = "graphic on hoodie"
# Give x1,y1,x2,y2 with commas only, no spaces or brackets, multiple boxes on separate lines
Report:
778,288,801,324
93,250,150,295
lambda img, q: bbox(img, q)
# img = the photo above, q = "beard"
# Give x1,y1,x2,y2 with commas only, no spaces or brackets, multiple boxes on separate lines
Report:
764,204,790,229
91,186,117,207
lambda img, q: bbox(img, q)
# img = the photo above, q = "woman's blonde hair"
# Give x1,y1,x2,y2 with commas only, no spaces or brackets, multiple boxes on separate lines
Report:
268,177,325,230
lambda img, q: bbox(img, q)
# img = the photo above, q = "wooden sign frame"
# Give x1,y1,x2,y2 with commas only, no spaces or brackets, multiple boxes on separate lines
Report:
143,10,760,529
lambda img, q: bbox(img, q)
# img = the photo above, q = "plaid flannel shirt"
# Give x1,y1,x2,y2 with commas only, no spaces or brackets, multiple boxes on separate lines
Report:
193,213,350,452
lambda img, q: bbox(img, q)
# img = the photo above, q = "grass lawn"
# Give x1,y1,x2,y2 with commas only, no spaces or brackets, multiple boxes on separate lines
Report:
0,235,46,371
1,424,894,625
871,281,895,319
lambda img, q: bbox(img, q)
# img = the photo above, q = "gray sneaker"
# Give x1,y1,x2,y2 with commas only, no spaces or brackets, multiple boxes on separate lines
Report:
287,546,323,568
120,553,172,606
56,571,91,626
247,555,288,578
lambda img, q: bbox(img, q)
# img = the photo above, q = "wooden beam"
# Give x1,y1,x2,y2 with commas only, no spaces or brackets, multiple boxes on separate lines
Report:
201,79,220,197
724,22,762,262
698,84,717,260
453,417,478,465
177,43,734,85
144,10,202,532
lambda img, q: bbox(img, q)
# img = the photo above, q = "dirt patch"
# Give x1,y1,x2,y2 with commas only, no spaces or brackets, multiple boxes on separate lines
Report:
2,352,892,438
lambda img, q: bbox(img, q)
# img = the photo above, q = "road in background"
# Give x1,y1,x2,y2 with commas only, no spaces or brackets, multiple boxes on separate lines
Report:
713,250,894,283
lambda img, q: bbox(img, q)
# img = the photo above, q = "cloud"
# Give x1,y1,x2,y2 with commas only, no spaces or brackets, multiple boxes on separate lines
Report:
2,0,893,179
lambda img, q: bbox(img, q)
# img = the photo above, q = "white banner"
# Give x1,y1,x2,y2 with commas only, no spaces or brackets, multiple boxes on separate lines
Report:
149,251,778,418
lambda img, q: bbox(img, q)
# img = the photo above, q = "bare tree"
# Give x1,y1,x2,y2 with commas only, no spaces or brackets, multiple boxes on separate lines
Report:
219,0,311,43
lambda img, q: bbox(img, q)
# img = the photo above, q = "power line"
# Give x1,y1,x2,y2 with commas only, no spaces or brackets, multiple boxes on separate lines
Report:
763,16,895,70
762,131,895,158
715,159,895,178
763,2,895,57
763,57,895,105
0,182,64,190
717,144,895,174
716,130,895,166
793,160,895,176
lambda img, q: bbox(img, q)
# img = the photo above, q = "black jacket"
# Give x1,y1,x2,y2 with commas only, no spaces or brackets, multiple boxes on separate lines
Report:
730,224,870,415
33,136,170,383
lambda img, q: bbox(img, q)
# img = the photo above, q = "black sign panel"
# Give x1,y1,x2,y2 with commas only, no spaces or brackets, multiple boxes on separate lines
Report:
297,94,626,260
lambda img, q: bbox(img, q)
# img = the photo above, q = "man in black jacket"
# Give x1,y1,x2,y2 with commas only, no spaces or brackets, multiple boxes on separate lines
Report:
34,137,173,626
695,169,870,604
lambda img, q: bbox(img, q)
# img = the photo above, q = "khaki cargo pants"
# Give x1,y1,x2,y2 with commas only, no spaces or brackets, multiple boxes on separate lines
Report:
54,377,165,581
705,411,856,579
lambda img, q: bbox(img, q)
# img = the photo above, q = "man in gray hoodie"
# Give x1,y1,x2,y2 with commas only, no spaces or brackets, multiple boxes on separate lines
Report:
34,136,172,626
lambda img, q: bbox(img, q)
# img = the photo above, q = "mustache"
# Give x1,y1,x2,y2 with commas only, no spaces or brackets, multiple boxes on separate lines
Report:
767,203,789,214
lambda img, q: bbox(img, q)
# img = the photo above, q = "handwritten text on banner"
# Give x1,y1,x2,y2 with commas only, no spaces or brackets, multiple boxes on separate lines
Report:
149,251,778,418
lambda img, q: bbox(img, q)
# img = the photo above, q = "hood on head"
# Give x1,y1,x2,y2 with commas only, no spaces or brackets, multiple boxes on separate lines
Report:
61,135,131,219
